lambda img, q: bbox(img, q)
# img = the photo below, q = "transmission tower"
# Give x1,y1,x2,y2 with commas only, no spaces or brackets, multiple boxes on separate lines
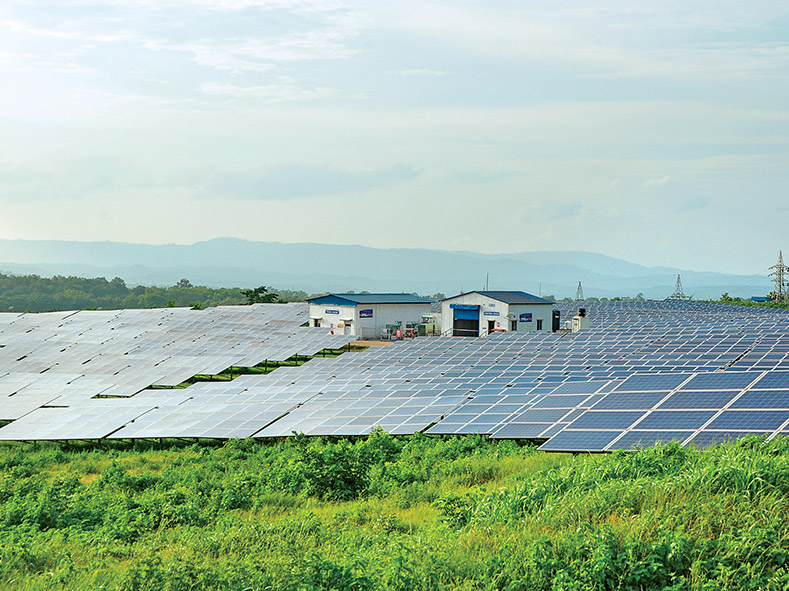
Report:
669,274,688,300
575,281,584,301
769,251,789,302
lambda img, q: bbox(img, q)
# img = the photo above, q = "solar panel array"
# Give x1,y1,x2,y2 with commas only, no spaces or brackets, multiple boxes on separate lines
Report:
0,304,353,439
0,300,787,449
540,369,789,451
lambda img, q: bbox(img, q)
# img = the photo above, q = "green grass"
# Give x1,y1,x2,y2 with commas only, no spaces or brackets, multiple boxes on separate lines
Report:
2,433,789,589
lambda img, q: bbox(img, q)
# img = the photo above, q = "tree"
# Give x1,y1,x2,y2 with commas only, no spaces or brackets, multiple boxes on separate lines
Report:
175,278,193,289
109,277,128,295
240,286,278,304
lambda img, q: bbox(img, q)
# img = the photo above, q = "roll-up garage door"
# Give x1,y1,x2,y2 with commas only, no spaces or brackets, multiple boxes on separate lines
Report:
453,308,479,337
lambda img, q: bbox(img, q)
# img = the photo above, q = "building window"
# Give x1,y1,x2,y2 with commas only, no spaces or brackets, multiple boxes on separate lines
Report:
511,320,517,331
536,319,543,330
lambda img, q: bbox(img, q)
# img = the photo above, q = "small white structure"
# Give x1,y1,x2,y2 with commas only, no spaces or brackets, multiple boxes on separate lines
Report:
571,308,590,333
441,291,555,337
307,293,433,338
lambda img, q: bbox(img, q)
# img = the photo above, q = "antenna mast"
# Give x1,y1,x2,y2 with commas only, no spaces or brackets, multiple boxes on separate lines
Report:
575,281,584,301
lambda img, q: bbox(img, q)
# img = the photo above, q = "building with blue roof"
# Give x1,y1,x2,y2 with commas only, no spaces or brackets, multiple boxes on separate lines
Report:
307,293,433,338
441,290,555,337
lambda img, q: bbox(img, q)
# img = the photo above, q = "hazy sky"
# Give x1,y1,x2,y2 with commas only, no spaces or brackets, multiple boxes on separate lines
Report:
1,1,787,275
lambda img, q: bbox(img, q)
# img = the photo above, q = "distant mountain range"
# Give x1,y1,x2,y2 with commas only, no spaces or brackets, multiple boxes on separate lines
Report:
0,238,772,300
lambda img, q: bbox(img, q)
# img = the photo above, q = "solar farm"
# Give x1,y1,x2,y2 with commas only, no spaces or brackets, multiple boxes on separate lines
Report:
0,300,787,451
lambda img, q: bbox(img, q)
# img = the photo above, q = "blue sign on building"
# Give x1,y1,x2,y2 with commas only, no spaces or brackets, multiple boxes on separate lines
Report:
325,309,340,315
483,311,500,316
519,313,533,322
359,309,373,318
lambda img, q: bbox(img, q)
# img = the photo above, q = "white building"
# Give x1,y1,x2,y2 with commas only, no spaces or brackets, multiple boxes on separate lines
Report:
307,293,433,338
440,291,555,337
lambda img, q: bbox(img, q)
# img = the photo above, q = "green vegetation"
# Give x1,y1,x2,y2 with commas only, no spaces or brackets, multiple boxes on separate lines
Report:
557,294,647,303
0,273,310,312
711,294,789,310
3,433,789,589
240,285,279,304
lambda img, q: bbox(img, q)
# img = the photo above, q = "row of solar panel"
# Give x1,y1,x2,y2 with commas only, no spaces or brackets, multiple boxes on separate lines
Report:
0,300,787,448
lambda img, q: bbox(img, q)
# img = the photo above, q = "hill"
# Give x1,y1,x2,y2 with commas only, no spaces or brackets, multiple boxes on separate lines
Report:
0,238,771,299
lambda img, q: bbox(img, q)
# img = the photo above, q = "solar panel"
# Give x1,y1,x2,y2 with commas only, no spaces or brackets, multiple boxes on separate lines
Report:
0,299,788,443
612,430,694,449
635,410,716,430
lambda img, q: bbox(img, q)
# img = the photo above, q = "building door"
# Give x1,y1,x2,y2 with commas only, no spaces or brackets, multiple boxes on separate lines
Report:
344,321,353,336
488,320,495,334
452,308,479,337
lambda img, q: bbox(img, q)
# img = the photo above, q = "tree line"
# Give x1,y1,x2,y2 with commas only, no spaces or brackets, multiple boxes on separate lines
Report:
0,273,310,313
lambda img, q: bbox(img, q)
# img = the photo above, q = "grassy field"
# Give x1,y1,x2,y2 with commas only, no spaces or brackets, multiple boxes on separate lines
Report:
2,433,789,590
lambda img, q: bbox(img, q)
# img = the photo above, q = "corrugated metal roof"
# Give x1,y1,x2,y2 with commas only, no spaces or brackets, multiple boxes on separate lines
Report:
307,293,433,305
443,291,554,305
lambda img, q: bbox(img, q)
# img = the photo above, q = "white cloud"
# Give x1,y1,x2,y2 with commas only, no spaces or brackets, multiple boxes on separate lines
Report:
199,80,338,101
0,0,787,276
374,2,789,81
644,176,671,187
395,68,448,76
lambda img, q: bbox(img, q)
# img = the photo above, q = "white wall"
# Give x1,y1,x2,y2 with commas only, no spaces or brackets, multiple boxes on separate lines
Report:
508,303,553,333
353,303,432,339
309,303,355,334
309,302,431,337
440,293,554,335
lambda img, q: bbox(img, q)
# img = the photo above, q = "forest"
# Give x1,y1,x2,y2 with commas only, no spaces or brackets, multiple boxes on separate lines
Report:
2,433,789,590
0,273,309,312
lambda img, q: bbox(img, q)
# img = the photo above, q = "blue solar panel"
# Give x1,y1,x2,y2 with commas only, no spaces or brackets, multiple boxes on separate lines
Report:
611,430,693,450
583,394,607,407
707,410,789,431
729,391,789,409
591,392,668,411
657,390,739,410
540,423,567,438
612,373,691,392
547,381,609,395
751,372,789,390
635,410,716,430
511,408,572,423
530,395,589,409
679,372,759,390
539,429,622,452
3,299,789,444
491,423,551,438
563,409,585,422
568,411,645,430
426,422,465,434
